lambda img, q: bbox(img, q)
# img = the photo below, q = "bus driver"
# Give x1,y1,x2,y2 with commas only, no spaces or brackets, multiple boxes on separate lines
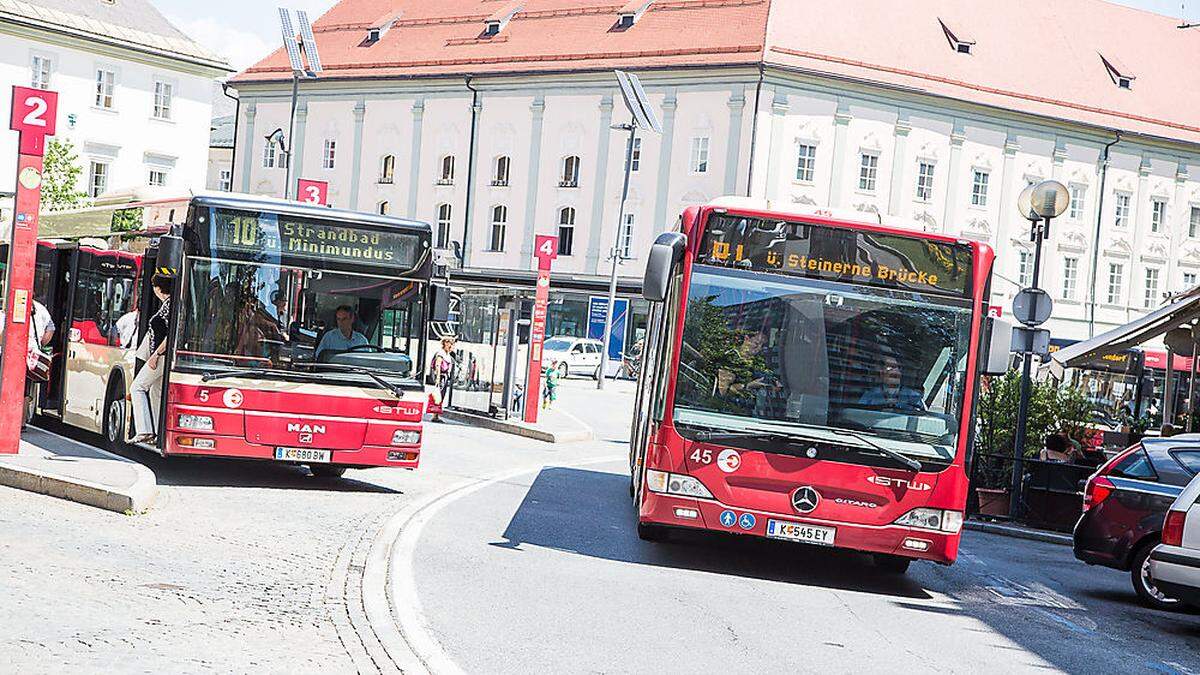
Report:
859,354,926,412
316,305,368,358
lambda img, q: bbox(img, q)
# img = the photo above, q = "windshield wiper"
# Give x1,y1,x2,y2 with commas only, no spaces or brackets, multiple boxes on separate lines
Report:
295,362,410,399
201,368,275,382
690,426,922,472
830,429,922,472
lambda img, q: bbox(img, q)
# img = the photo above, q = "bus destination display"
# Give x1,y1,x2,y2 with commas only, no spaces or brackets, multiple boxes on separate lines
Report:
211,210,421,269
698,214,974,298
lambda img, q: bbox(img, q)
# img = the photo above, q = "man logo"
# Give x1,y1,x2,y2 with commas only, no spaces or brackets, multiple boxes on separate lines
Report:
287,423,327,434
791,486,820,514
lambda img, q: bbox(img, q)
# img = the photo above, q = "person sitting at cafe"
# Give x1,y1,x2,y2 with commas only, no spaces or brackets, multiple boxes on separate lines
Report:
1039,433,1083,463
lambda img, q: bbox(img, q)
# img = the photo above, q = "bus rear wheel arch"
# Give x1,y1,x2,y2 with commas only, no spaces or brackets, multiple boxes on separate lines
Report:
103,378,128,452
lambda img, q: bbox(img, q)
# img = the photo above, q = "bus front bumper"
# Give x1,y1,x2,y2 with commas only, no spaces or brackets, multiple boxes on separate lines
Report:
640,490,960,565
164,431,421,469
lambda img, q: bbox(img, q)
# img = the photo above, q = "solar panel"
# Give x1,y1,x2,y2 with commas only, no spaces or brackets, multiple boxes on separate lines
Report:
615,70,661,134
626,71,662,134
297,10,323,74
278,7,304,74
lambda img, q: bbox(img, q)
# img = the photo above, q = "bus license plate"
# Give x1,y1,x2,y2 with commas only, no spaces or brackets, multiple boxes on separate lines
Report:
766,520,836,546
274,448,332,464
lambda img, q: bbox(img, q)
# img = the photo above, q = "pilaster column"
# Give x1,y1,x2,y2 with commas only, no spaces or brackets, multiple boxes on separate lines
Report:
290,100,308,189
347,100,366,210
406,99,425,219
238,101,257,192
723,91,746,195
763,92,790,202
461,96,483,268
1169,161,1189,290
651,92,678,235
942,124,966,233
1127,156,1152,310
1051,139,1068,181
886,114,911,217
520,96,546,261
585,95,614,274
827,103,852,207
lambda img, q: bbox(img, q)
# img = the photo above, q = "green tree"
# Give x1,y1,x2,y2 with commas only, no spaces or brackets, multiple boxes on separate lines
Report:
41,138,89,211
976,370,1097,460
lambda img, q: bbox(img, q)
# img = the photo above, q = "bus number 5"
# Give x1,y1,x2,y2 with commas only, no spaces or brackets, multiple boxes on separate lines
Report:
690,448,712,464
22,96,49,127
198,389,210,403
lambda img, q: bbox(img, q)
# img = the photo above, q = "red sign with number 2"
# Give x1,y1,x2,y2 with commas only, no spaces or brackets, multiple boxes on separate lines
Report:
296,179,328,205
9,86,57,155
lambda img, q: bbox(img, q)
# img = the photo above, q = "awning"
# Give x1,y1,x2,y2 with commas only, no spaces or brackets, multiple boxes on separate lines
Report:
1046,290,1200,379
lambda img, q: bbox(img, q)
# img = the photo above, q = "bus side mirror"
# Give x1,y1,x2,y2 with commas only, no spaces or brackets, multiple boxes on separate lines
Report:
981,317,1013,376
430,283,451,322
643,232,686,302
157,231,184,276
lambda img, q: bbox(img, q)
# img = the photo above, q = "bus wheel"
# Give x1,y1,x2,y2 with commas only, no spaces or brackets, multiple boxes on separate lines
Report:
637,521,669,542
872,554,912,574
310,464,347,479
103,387,128,452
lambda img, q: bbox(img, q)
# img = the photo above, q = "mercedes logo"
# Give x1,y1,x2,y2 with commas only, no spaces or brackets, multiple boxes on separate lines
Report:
792,486,821,514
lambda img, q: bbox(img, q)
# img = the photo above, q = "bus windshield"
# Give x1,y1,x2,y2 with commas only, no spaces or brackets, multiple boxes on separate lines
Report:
672,266,973,462
176,257,426,381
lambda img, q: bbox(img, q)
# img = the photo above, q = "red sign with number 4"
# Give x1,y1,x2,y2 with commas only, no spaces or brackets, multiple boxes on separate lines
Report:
9,86,57,155
296,178,328,205
534,234,558,271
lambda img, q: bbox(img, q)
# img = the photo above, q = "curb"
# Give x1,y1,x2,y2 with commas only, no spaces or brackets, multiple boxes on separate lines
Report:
0,433,158,514
440,410,593,444
964,519,1072,546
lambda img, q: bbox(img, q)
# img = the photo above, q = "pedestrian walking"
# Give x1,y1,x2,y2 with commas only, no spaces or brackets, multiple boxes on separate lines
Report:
430,335,456,421
542,359,560,409
131,274,172,443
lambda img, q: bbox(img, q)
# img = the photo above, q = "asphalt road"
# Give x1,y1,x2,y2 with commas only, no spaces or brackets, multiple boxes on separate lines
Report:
2,377,1198,673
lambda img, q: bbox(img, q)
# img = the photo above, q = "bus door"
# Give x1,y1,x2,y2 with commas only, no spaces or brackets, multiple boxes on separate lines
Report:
36,242,75,415
135,244,171,448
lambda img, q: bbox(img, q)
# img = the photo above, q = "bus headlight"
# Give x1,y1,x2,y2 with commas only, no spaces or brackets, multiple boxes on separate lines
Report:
392,430,421,445
895,508,963,534
645,469,713,499
177,414,213,431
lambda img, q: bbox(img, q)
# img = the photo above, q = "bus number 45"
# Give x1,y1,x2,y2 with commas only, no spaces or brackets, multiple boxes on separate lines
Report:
690,448,713,464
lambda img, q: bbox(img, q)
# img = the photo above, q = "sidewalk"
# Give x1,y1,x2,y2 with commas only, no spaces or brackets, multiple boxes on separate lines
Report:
0,427,157,514
964,517,1072,546
440,406,593,443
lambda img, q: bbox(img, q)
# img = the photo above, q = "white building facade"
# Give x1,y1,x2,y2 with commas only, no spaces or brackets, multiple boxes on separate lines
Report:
0,0,229,221
231,0,1200,342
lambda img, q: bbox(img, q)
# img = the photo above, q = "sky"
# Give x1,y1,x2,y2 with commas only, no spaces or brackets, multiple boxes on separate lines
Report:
155,0,1198,72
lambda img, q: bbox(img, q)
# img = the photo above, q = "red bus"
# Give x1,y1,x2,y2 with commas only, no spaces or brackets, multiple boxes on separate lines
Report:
629,199,1007,571
27,192,440,477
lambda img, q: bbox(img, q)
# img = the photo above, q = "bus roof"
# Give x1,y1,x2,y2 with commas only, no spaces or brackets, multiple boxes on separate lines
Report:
192,192,431,235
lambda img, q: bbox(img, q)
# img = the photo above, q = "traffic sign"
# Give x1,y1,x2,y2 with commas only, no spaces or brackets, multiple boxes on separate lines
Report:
524,235,558,424
1012,288,1053,326
1011,326,1051,357
296,178,328,205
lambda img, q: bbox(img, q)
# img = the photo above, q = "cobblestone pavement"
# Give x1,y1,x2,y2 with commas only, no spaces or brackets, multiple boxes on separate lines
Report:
0,378,632,673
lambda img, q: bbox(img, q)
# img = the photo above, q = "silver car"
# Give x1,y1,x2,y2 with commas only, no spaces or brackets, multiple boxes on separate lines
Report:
1149,470,1200,608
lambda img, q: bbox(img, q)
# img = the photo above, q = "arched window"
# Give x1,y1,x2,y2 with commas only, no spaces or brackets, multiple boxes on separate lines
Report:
380,154,395,183
560,155,580,188
493,155,511,186
438,155,456,184
557,207,576,256
377,200,390,215
436,203,453,249
489,205,507,252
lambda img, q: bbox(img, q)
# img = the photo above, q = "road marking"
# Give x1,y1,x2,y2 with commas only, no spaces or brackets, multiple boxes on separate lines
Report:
366,455,625,675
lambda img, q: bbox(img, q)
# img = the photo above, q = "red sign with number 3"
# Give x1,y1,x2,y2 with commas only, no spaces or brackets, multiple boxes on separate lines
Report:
296,178,328,205
9,86,57,155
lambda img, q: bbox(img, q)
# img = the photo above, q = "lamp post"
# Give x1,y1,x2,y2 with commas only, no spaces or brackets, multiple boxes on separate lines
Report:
1009,179,1070,520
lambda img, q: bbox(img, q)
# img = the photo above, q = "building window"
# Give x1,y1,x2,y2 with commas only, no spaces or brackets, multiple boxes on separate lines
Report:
95,69,115,108
1062,257,1079,300
147,169,167,187
380,155,395,183
322,139,336,170
971,170,989,207
625,137,641,173
436,203,452,248
1144,267,1161,308
858,153,878,192
1115,192,1130,227
263,141,277,168
1017,250,1032,288
1150,198,1167,234
153,81,172,120
218,169,232,192
557,207,575,256
438,155,455,185
915,161,935,202
620,213,635,259
690,137,710,174
88,161,108,197
31,55,51,90
489,205,507,252
378,201,390,215
1107,263,1124,305
560,155,580,188
1185,272,1197,289
1069,184,1086,220
796,143,816,182
1191,207,1200,238
492,155,510,186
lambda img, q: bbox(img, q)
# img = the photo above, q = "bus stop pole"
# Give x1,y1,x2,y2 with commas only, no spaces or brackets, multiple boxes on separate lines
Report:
0,86,57,452
597,124,636,391
1009,218,1046,520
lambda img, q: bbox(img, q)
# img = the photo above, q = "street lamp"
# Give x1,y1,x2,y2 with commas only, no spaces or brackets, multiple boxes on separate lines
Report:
1009,179,1068,519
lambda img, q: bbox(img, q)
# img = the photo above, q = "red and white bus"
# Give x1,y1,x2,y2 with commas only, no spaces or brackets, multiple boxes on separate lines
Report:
27,191,439,477
629,198,1008,571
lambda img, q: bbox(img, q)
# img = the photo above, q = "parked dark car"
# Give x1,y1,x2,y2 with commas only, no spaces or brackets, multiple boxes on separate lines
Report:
1074,436,1200,610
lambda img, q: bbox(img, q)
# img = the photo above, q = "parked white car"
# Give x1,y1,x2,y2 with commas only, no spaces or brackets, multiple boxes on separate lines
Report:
1149,470,1200,608
542,336,604,378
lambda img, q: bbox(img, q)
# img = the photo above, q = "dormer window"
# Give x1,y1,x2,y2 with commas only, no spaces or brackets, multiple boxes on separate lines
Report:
618,0,654,28
366,11,400,43
938,18,974,54
1100,53,1135,89
484,2,523,36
